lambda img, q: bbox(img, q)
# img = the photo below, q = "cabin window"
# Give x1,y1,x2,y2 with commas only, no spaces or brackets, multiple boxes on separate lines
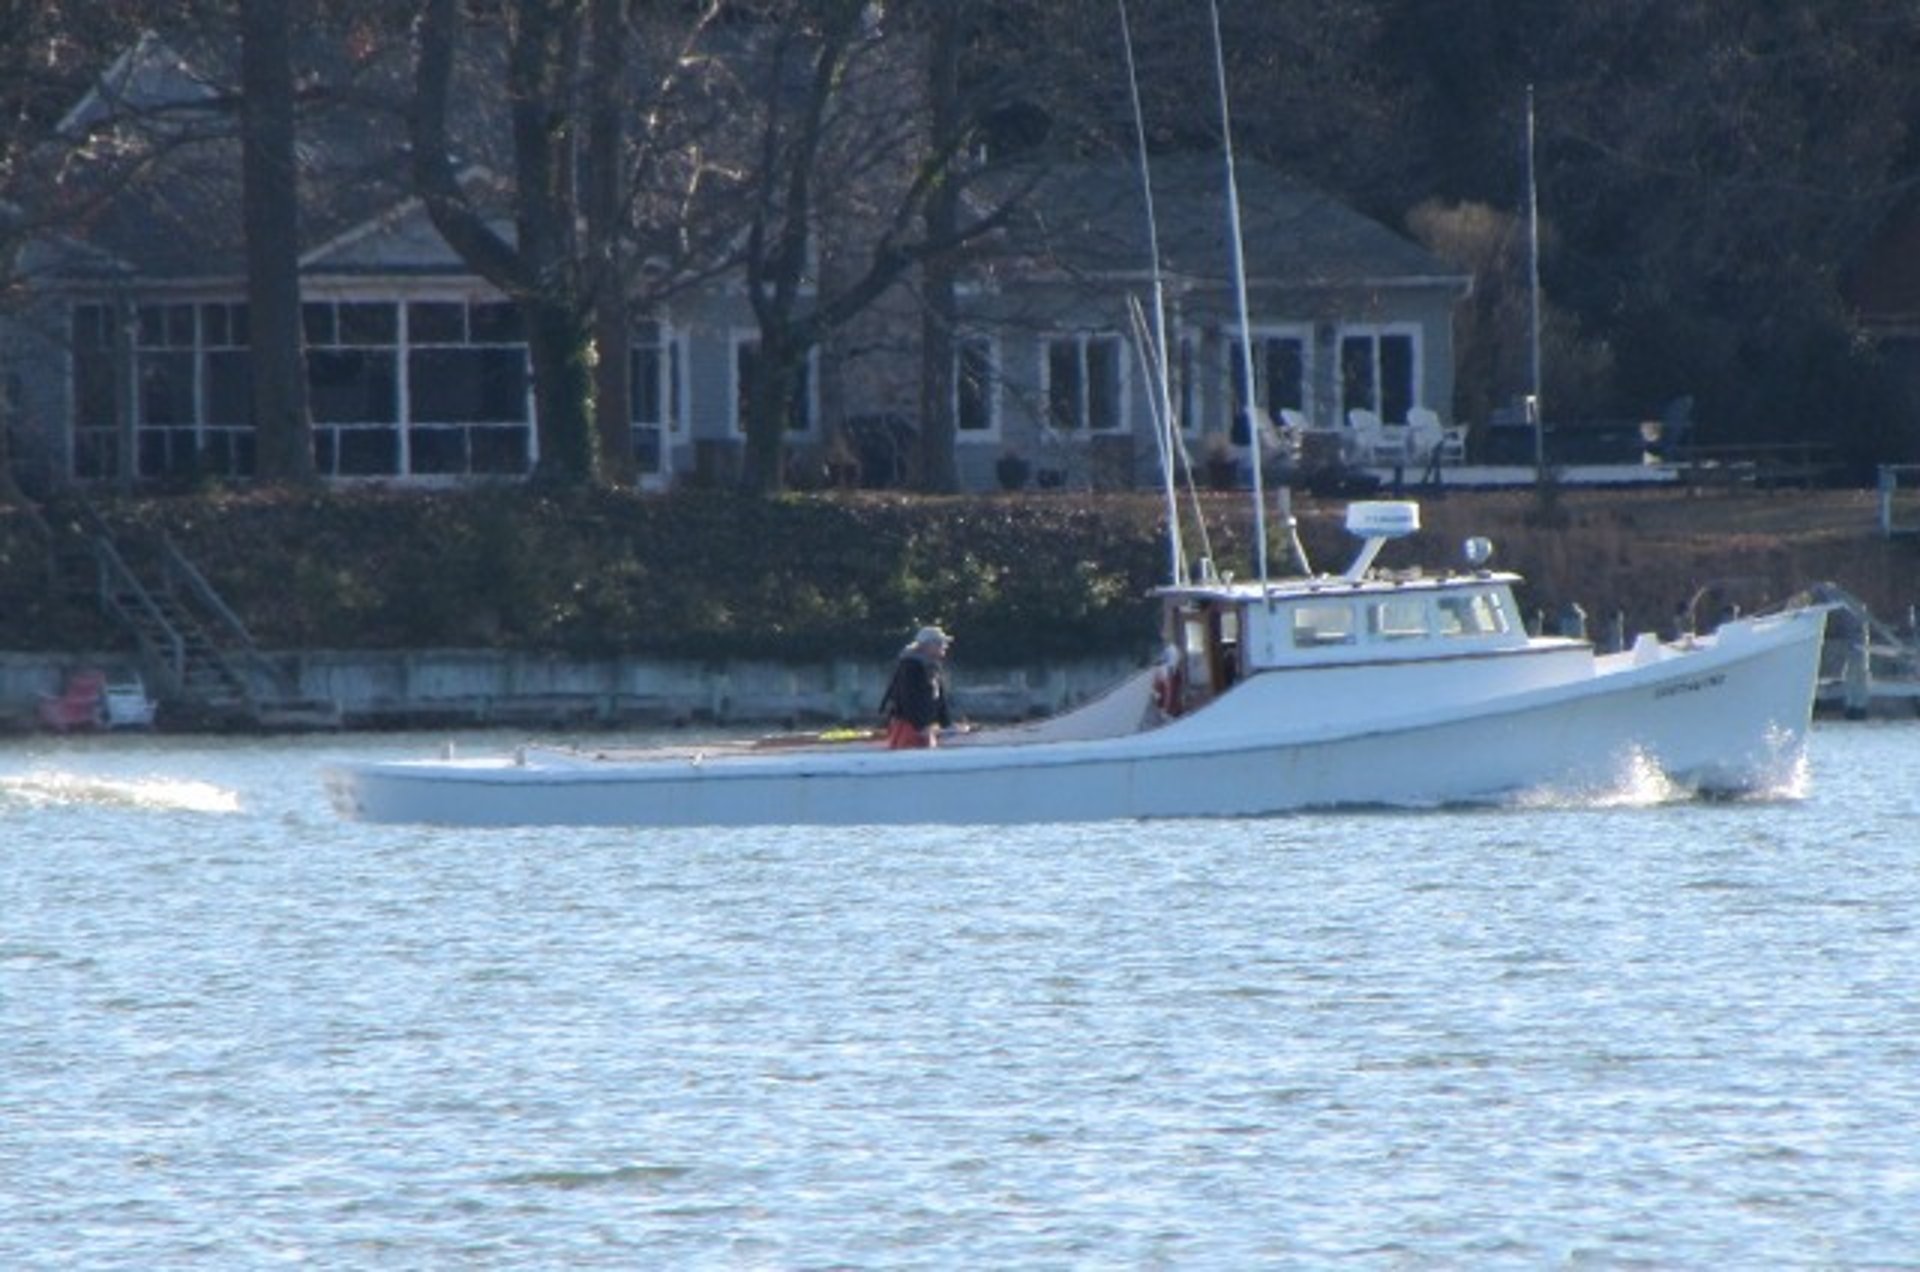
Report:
1437,590,1511,637
1291,603,1357,647
1369,597,1430,640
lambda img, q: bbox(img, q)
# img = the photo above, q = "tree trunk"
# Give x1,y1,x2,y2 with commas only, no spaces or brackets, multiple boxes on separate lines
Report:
740,332,798,494
916,0,963,493
586,0,634,486
412,0,601,487
526,297,596,482
241,0,315,484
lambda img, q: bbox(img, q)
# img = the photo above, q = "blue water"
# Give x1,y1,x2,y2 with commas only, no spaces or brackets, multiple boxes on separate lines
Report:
3,724,1917,1268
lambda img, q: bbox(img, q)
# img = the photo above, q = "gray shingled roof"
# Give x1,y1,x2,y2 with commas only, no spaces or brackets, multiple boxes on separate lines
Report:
986,154,1467,291
38,31,438,284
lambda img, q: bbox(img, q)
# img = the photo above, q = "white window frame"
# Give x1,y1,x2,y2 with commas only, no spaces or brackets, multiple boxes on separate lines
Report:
630,320,685,486
1336,322,1422,424
1223,323,1312,448
954,333,999,443
1041,330,1127,437
630,321,686,434
393,295,534,481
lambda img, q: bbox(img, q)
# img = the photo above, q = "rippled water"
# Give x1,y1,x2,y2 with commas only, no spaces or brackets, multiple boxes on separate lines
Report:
4,724,1918,1268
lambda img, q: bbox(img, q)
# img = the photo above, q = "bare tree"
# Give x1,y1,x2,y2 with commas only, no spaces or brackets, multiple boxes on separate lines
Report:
912,0,962,493
732,0,1026,494
411,0,599,483
410,0,743,486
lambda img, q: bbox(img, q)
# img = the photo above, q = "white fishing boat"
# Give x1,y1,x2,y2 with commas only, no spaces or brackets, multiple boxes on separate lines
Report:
328,12,1827,829
325,501,1830,827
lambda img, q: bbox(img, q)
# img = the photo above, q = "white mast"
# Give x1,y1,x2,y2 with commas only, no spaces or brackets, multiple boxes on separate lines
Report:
1117,0,1186,587
1207,0,1271,584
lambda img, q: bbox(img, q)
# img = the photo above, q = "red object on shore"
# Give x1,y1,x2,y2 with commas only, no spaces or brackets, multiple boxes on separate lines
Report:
37,669,107,732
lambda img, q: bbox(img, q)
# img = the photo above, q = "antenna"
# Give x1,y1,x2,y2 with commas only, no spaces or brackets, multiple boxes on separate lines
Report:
1209,0,1273,584
1526,83,1544,483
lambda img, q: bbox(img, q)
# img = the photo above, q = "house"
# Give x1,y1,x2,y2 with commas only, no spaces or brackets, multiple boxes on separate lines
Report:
938,155,1471,490
1,33,1471,498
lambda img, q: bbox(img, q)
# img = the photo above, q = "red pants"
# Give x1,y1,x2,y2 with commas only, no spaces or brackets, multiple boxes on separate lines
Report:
885,718,933,749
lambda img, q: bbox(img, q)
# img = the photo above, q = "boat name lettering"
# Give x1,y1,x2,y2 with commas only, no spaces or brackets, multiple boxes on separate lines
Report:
1654,672,1727,700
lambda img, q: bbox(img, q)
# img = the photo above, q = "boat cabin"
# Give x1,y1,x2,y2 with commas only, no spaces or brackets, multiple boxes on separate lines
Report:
1154,502,1533,713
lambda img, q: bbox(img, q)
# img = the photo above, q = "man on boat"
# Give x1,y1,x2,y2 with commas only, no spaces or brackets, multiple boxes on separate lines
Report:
880,625,954,748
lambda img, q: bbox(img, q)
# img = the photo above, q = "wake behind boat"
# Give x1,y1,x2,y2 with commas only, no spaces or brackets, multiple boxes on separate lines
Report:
325,502,1830,827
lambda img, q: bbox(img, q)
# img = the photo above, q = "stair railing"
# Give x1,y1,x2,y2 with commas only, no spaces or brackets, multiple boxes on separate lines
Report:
92,536,188,692
160,536,305,703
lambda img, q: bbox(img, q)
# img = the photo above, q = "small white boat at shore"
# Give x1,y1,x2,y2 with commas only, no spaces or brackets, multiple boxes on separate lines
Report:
325,502,1830,827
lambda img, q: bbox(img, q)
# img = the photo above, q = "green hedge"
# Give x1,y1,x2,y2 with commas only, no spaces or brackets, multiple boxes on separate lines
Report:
10,486,1902,664
4,488,1217,665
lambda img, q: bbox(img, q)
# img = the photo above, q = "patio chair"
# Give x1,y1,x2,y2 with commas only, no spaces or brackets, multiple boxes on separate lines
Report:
1347,408,1408,466
1406,407,1446,465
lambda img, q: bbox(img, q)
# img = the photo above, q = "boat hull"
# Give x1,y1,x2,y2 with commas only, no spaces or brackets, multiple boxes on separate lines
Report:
326,607,1828,827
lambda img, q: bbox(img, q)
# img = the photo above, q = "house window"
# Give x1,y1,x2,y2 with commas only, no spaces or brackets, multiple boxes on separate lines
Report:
1171,332,1201,435
72,295,538,484
401,299,531,476
955,336,996,439
134,302,196,477
1340,328,1417,424
1228,331,1306,444
1044,332,1123,433
198,302,253,476
126,301,259,479
309,300,401,477
630,321,683,474
70,304,120,479
732,335,814,436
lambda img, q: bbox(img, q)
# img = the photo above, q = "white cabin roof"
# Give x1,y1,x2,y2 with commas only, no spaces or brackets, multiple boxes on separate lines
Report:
1155,569,1523,607
1158,569,1537,672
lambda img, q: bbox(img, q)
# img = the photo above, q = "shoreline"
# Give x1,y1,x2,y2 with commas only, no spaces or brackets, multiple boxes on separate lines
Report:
0,647,1144,736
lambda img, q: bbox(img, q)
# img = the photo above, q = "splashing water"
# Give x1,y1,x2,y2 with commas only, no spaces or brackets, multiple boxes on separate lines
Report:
0,770,241,814
1509,736,1810,811
1509,745,1688,811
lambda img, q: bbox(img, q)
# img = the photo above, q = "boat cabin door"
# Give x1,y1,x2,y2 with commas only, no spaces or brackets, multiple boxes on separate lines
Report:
1167,600,1242,712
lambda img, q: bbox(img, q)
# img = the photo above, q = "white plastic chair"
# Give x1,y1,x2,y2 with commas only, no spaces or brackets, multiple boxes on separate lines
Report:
1346,408,1407,466
1406,407,1446,465
1407,406,1470,466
